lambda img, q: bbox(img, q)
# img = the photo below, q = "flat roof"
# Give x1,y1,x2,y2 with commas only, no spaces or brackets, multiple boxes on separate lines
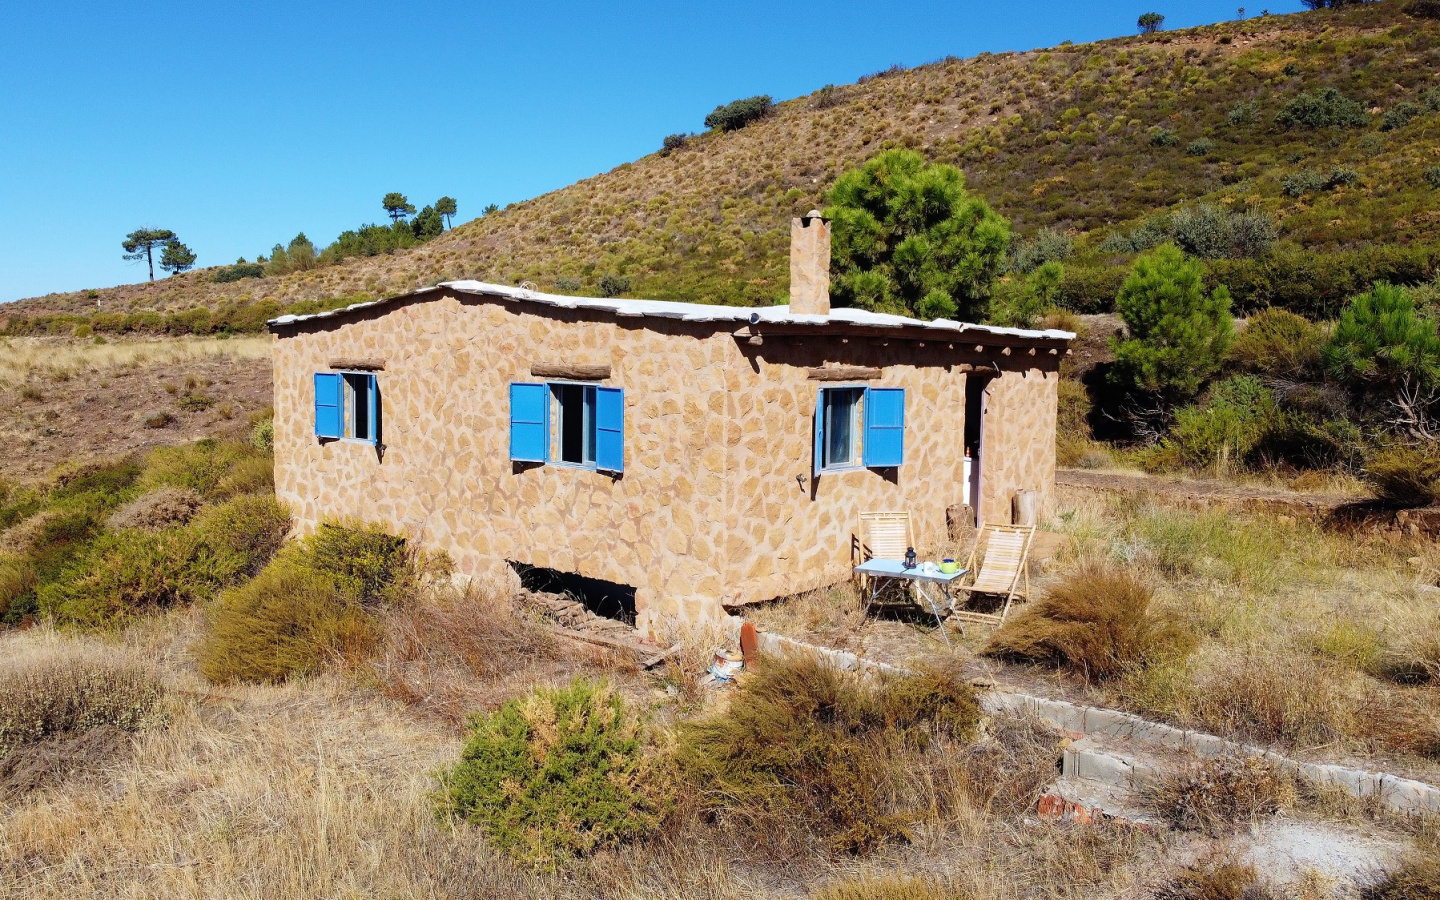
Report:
267,279,1076,342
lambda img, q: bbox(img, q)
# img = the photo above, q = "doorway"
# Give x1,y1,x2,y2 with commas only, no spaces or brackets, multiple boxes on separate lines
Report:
963,376,989,524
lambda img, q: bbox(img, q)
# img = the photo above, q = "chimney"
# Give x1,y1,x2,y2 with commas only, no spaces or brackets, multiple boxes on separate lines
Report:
789,209,831,316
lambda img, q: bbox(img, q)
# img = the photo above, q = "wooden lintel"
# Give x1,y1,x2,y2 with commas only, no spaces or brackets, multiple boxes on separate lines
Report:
329,358,385,371
806,366,883,381
530,363,611,380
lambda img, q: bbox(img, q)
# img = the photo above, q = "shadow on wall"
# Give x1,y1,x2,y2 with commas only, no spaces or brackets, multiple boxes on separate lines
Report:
507,561,639,625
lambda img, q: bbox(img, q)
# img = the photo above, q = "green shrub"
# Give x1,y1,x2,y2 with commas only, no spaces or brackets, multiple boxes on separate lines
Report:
554,276,582,293
989,261,1062,328
213,263,265,283
1010,228,1073,274
1165,376,1278,470
1226,100,1258,126
1323,282,1440,439
250,416,275,453
986,560,1191,681
1427,167,1440,190
212,455,274,499
50,458,143,508
0,656,165,755
189,493,291,576
195,521,408,684
597,273,632,297
1382,102,1422,132
196,559,375,684
0,557,38,623
1057,264,1127,313
1363,446,1440,506
1169,205,1276,261
39,528,216,627
1148,126,1179,147
676,655,979,854
301,522,413,605
659,133,688,155
703,95,773,132
1229,308,1326,377
1427,85,1440,111
439,678,658,866
175,394,215,412
139,440,268,500
1275,87,1368,130
1185,138,1214,156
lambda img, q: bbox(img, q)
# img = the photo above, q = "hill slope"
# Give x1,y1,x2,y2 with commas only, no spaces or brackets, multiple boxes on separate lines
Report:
9,2,1440,321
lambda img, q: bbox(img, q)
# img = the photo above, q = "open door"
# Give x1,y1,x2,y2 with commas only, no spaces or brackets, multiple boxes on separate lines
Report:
963,376,988,525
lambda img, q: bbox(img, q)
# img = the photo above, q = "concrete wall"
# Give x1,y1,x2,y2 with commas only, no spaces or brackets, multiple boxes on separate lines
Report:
273,288,1062,635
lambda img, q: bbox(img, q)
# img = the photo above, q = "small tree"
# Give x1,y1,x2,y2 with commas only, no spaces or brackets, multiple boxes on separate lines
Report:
412,205,444,240
1109,244,1234,424
382,192,415,222
483,203,499,216
122,228,178,282
826,149,1010,321
435,196,457,229
1323,283,1440,440
159,240,197,276
703,95,773,132
1138,12,1166,32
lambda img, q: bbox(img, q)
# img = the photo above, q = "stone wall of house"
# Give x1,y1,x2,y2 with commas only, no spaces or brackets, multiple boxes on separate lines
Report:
272,289,734,634
715,338,1060,607
273,288,1064,636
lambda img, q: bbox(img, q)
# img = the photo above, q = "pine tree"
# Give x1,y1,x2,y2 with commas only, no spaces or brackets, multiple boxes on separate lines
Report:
1110,244,1234,415
159,240,197,276
436,196,458,229
121,228,178,281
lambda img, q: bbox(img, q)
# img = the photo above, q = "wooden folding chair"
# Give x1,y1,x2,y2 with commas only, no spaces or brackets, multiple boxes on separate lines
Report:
951,522,1035,627
856,511,913,593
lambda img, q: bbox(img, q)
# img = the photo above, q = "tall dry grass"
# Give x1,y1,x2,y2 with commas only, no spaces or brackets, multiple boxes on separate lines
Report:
0,336,269,387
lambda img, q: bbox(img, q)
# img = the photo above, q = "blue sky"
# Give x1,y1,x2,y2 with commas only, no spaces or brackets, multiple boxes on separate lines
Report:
1,0,1285,303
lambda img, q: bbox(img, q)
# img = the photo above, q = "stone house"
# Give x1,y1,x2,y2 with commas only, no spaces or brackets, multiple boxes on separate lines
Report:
267,214,1073,635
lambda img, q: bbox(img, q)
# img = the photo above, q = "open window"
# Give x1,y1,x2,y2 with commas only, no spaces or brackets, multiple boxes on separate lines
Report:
314,371,379,445
509,381,623,474
813,386,905,477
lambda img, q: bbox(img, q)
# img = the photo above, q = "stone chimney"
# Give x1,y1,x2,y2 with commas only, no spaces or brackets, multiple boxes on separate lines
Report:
789,209,831,316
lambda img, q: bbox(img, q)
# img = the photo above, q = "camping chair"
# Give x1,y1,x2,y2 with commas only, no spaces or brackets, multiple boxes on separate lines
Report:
856,511,914,595
951,522,1035,627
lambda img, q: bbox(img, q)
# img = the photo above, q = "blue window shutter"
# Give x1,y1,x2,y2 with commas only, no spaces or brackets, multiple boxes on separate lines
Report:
314,373,342,439
813,388,825,478
864,387,905,467
367,374,380,445
509,382,549,462
595,386,624,473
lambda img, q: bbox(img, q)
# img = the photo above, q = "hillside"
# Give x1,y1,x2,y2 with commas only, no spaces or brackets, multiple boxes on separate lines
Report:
8,1,1440,322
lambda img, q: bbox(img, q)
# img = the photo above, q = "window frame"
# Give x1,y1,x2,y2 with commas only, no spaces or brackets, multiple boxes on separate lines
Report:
339,371,378,445
550,380,598,469
818,385,866,473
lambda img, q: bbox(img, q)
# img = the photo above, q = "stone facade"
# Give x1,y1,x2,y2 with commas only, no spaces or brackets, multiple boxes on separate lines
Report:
271,287,1065,636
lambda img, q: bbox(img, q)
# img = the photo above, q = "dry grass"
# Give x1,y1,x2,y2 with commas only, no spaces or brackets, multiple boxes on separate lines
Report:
1053,491,1440,774
1156,853,1272,900
985,559,1190,682
0,337,268,387
1148,754,1297,836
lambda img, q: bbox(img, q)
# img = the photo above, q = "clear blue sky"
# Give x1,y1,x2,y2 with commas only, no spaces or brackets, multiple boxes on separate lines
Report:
1,0,1288,303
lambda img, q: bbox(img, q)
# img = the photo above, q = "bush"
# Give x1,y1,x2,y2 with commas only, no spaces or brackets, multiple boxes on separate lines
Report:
195,521,408,684
1148,126,1179,147
0,656,164,754
213,263,265,283
1149,755,1295,835
1185,138,1214,156
597,273,632,297
1275,87,1368,130
196,559,375,684
554,276,582,293
1382,102,1422,132
440,678,657,866
989,261,1062,328
1409,0,1440,17
986,561,1191,681
250,416,275,453
1427,167,1440,190
0,557,38,622
659,133,688,155
1227,100,1258,126
1110,244,1235,410
189,493,291,575
703,95,773,132
1229,308,1326,377
139,439,267,500
1323,282,1440,439
1165,376,1278,471
1169,205,1276,260
39,528,218,627
1158,853,1270,900
1363,445,1440,506
1010,229,1073,274
143,411,174,429
676,655,979,854
811,84,842,109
